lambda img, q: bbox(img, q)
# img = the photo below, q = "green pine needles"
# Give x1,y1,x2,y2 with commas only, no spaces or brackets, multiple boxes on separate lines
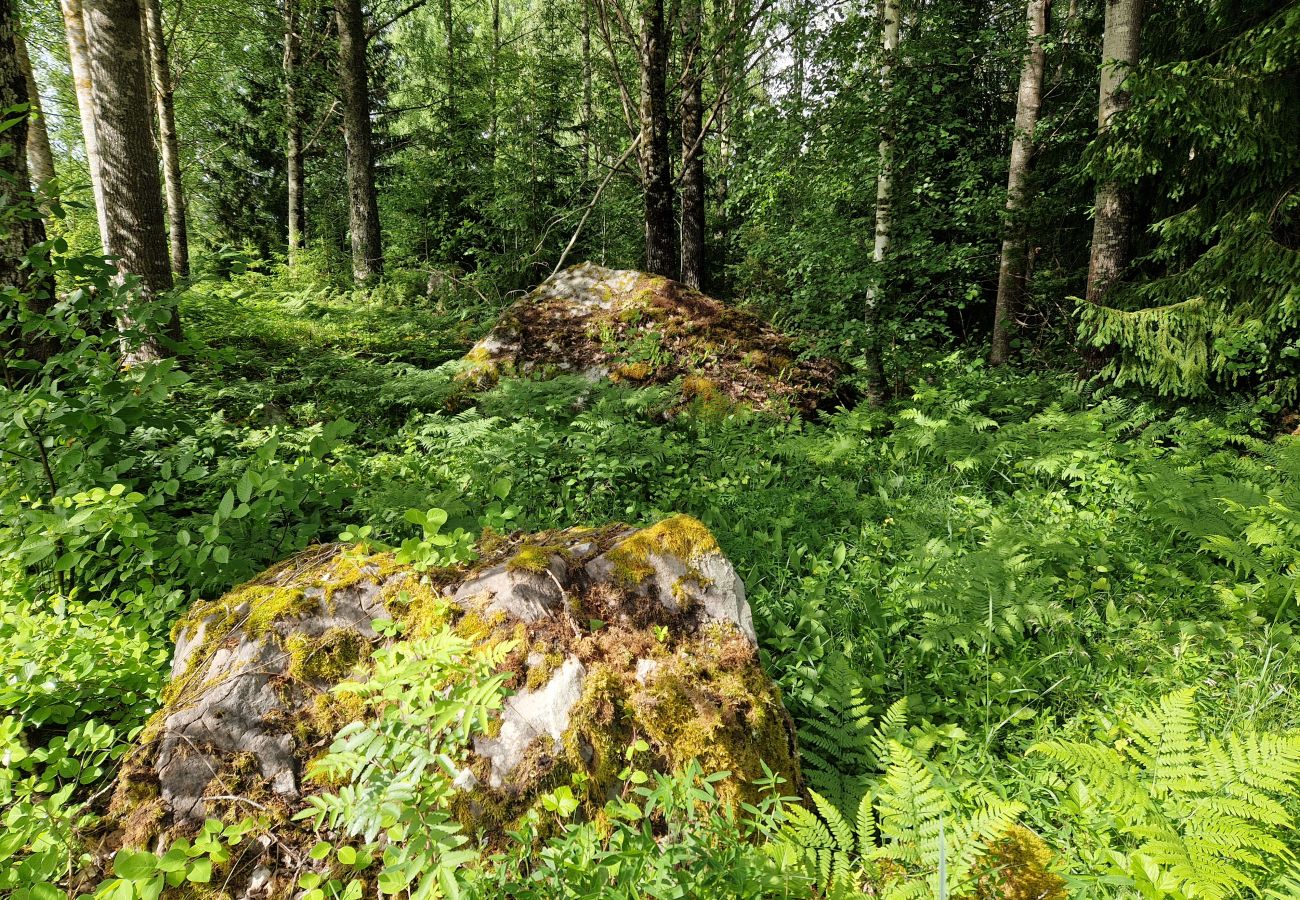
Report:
1031,689,1300,899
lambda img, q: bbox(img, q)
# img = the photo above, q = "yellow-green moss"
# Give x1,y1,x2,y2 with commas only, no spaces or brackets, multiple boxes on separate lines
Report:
975,825,1068,900
286,628,369,683
526,651,566,690
604,514,720,586
612,361,654,382
507,544,559,574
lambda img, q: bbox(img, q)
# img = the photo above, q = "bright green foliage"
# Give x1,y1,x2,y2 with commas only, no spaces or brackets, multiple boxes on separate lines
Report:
296,627,515,898
1032,689,1300,899
1078,3,1300,399
782,703,1024,900
479,761,809,899
91,817,262,900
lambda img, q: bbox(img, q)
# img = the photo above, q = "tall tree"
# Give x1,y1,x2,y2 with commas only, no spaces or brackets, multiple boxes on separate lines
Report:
1084,0,1143,308
678,0,705,289
1,2,47,292
864,0,898,399
60,0,110,247
638,0,677,277
335,0,383,281
989,0,1050,367
2,0,55,369
143,0,189,276
82,0,177,357
283,0,305,263
14,24,56,201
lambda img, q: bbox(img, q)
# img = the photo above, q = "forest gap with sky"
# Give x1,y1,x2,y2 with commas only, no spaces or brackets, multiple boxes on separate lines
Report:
3,0,1300,897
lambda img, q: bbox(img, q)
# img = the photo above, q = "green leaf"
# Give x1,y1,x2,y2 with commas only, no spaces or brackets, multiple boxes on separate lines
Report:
114,849,159,881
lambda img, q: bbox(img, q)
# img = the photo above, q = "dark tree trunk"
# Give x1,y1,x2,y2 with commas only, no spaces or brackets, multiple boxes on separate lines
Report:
284,0,305,263
82,0,178,359
1,5,47,290
638,0,677,278
581,0,593,179
679,0,705,289
335,0,383,281
990,0,1050,367
143,0,189,277
1085,0,1143,308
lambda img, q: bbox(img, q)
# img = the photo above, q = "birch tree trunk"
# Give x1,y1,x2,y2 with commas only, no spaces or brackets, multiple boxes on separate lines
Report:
1085,0,1143,307
61,0,110,249
679,0,706,289
14,26,56,201
335,0,383,281
83,0,178,359
143,0,189,277
284,0,305,263
864,0,898,400
638,0,677,278
989,0,1050,367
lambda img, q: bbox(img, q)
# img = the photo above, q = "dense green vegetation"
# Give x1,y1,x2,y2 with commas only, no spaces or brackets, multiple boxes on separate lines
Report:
5,0,1300,896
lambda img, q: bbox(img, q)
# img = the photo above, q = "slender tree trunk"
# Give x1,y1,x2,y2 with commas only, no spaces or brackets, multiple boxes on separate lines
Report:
1,4,48,297
990,0,1050,367
679,0,705,289
638,0,677,278
335,0,383,281
581,0,593,179
143,0,189,277
83,0,177,359
284,0,305,263
61,0,110,249
443,0,455,118
488,0,500,172
1085,0,1143,308
864,0,898,399
14,26,56,201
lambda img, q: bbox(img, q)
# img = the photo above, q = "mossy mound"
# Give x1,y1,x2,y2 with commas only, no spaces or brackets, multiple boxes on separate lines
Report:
458,262,839,414
102,516,800,877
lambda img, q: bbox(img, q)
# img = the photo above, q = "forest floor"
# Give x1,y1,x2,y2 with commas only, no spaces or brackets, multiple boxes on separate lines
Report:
7,267,1300,897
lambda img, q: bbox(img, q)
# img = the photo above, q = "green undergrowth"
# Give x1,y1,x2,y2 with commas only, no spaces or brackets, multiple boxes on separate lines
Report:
7,266,1300,897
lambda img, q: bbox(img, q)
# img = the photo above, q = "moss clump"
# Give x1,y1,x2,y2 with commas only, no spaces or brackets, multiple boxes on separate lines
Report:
975,826,1067,900
507,544,560,574
286,628,370,683
611,361,654,383
525,651,566,690
604,514,720,587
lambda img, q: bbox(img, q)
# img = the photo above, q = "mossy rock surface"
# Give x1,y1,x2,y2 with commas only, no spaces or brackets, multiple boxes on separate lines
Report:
103,516,800,867
458,262,839,414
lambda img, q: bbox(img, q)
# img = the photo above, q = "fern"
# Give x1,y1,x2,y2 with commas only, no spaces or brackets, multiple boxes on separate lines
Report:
1032,688,1300,900
795,653,885,813
782,706,1024,899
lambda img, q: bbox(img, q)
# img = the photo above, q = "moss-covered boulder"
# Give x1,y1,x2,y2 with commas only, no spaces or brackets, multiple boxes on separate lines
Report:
459,262,839,414
104,516,800,858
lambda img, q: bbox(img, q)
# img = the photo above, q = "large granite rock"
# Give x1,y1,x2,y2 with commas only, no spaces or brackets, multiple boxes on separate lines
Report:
105,515,800,867
459,262,839,414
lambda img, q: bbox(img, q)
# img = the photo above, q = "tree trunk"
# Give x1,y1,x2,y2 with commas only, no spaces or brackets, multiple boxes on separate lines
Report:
990,0,1050,367
61,0,110,249
284,0,305,263
1085,0,1143,308
864,0,898,400
335,0,383,281
143,0,189,277
14,25,56,202
443,0,455,118
1,4,48,298
82,0,177,359
581,0,592,179
679,0,705,289
638,0,677,278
